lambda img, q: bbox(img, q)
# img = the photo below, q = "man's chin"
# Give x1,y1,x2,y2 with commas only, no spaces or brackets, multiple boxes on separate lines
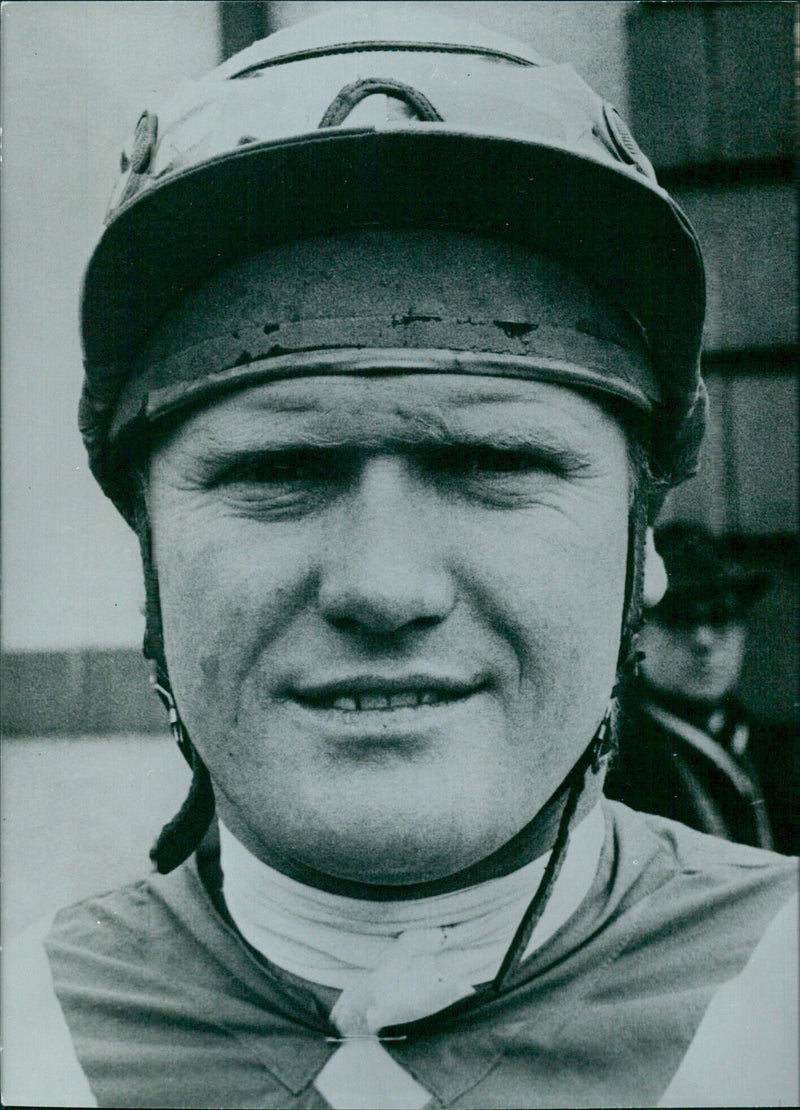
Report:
257,816,519,896
298,837,495,891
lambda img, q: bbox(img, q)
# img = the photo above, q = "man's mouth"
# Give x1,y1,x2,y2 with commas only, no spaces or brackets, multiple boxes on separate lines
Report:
301,689,462,712
290,676,483,713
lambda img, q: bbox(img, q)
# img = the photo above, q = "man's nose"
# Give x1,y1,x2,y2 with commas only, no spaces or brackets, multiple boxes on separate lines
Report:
692,624,716,650
317,456,456,635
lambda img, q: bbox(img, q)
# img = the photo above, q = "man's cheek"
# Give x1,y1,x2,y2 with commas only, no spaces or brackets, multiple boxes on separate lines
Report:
158,547,244,710
504,554,623,661
161,547,299,727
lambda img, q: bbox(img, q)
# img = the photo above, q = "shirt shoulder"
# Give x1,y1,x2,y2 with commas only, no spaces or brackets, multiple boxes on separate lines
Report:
598,799,797,955
454,803,798,1108
604,796,797,883
658,890,799,1107
24,865,334,1108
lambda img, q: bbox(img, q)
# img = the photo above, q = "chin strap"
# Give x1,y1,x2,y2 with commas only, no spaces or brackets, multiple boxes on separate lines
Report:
149,676,216,873
490,482,648,988
491,713,610,993
617,478,650,674
137,514,216,874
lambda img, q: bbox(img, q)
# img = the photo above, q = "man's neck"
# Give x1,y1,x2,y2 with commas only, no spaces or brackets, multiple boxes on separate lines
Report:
216,800,607,1003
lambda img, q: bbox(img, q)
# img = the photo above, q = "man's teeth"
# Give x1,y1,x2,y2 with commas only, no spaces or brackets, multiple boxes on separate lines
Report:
332,696,359,711
327,690,451,711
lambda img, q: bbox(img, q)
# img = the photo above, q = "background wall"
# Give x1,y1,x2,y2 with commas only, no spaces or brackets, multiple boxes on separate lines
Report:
2,1,220,654
623,1,797,719
2,1,797,931
2,0,221,936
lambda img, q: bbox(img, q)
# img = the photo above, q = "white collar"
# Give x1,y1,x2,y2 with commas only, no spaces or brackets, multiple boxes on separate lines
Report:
220,803,604,1033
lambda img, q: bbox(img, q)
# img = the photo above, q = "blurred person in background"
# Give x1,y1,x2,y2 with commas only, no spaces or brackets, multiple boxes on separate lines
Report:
607,522,798,853
3,7,797,1109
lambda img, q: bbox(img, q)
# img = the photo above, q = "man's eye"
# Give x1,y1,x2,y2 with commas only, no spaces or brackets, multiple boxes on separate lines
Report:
430,446,561,477
218,452,341,486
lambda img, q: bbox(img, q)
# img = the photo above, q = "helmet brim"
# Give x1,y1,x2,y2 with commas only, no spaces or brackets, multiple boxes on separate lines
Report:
81,127,705,480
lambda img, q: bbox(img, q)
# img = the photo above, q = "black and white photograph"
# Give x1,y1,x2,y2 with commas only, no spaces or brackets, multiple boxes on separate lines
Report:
2,2,797,1106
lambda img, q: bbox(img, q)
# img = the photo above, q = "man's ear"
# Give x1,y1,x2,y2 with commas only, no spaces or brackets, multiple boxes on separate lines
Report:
642,527,668,608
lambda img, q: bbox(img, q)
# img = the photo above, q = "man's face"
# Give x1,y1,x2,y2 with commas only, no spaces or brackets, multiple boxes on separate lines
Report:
638,615,747,703
148,374,630,886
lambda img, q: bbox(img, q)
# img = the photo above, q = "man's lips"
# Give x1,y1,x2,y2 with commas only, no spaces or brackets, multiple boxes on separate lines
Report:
288,675,486,712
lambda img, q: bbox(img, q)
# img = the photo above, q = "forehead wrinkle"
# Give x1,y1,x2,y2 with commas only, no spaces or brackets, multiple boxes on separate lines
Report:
187,409,599,465
175,376,612,459
244,377,547,411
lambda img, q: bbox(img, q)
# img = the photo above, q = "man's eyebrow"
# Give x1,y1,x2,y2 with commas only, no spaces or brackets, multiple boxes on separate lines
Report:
188,414,598,472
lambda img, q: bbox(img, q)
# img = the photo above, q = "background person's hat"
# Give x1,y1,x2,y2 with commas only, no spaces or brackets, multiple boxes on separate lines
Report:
651,523,772,627
79,2,707,523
